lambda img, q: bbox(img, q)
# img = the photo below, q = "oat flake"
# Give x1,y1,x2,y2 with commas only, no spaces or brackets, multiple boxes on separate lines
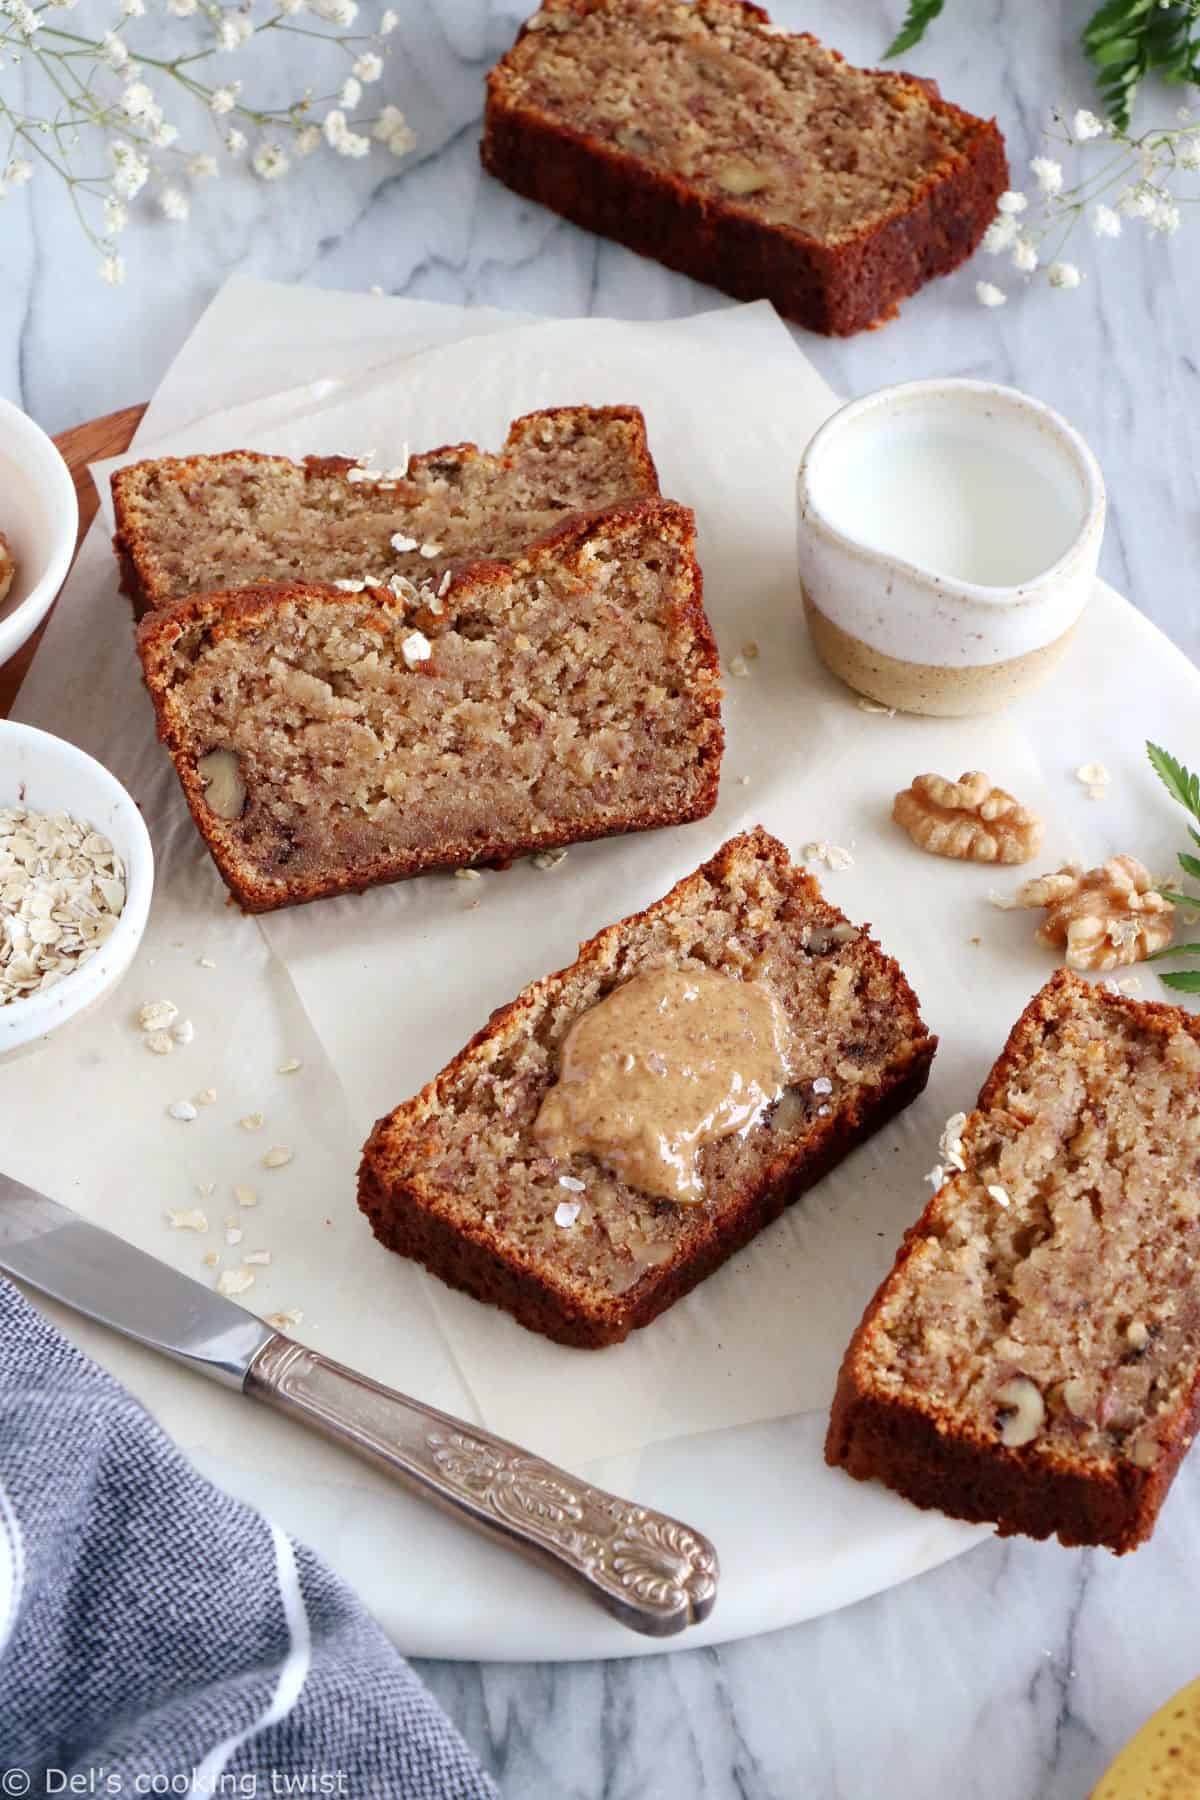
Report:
263,1146,293,1169
217,1267,255,1298
0,806,126,1007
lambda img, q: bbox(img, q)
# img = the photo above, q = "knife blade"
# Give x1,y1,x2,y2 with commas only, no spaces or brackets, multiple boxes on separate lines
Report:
0,1170,719,1637
0,1170,272,1386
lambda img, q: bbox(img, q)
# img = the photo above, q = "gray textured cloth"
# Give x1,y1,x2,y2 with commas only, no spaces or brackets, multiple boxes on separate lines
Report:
0,1276,498,1799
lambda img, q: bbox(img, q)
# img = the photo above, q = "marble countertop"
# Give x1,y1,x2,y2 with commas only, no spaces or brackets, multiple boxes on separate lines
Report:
5,1,1200,1794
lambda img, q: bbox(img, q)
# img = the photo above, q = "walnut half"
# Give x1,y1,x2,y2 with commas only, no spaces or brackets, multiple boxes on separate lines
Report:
893,770,1044,864
1016,855,1174,971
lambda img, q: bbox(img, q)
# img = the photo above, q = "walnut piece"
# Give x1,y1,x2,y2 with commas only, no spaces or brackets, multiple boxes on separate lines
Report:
1016,854,1174,971
893,770,1044,864
995,1376,1045,1447
196,749,246,821
0,531,14,606
716,159,771,195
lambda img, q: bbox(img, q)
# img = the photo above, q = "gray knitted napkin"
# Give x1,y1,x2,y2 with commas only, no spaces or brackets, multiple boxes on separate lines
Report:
0,1276,498,1799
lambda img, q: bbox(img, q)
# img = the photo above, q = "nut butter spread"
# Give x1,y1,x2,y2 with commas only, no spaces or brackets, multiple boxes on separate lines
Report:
533,967,792,1203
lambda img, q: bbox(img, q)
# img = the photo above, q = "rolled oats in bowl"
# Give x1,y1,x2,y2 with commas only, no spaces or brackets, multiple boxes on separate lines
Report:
0,804,126,1006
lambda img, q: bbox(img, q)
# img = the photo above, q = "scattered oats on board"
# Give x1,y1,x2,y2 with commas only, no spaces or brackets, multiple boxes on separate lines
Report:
727,654,750,678
239,1112,264,1132
167,1099,198,1122
217,1267,255,1298
202,1251,220,1268
197,956,215,970
532,849,568,871
263,1146,293,1169
1075,762,1110,801
740,641,760,661
136,1000,177,1033
234,1184,259,1207
266,1308,304,1330
454,868,481,882
803,841,854,872
171,1018,195,1045
244,1249,272,1266
166,1208,208,1232
857,697,896,717
225,1225,243,1246
143,1032,173,1056
277,1057,303,1074
0,806,126,1005
554,1200,581,1228
195,1087,217,1106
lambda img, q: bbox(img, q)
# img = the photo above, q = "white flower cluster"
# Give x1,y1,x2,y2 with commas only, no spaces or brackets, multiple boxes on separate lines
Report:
974,101,1196,309
0,0,416,282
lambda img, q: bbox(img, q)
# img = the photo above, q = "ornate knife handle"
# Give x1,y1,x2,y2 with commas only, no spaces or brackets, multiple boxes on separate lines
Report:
245,1334,718,1638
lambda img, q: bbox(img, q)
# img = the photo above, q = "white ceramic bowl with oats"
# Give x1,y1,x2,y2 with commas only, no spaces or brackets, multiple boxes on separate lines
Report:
0,721,154,1060
0,396,79,669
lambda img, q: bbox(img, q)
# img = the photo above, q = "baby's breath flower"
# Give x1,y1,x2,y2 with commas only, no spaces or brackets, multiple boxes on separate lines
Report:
1047,259,1082,290
98,253,127,285
996,189,1028,214
149,120,178,147
339,74,362,107
353,51,383,82
166,0,198,13
1092,202,1121,239
111,140,150,197
159,185,189,220
102,30,131,70
120,79,159,122
373,103,414,157
120,0,145,15
1119,182,1157,219
209,82,241,114
187,153,218,179
982,215,1017,254
252,141,290,180
1011,236,1038,273
3,157,32,187
380,5,398,28
323,108,370,157
103,195,128,233
224,127,247,153
214,10,252,50
1031,155,1064,196
277,0,305,12
1179,136,1200,172
1150,197,1181,235
310,0,356,23
975,280,1007,307
293,124,321,156
1072,108,1105,141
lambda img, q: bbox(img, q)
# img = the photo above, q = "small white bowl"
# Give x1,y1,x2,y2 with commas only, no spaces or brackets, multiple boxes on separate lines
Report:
797,379,1106,716
0,721,154,1060
0,396,79,669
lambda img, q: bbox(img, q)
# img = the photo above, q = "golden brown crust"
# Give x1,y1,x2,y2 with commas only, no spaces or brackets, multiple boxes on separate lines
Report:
136,498,724,912
111,403,661,617
359,827,937,1346
481,1,1008,337
825,970,1200,1551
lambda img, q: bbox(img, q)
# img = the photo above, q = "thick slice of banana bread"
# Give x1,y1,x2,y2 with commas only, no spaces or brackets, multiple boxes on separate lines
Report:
136,499,722,912
482,0,1007,337
826,970,1200,1552
112,404,660,616
359,828,937,1347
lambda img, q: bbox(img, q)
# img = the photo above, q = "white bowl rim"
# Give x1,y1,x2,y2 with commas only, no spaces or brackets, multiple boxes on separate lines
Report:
0,719,154,1044
0,395,79,661
796,377,1107,608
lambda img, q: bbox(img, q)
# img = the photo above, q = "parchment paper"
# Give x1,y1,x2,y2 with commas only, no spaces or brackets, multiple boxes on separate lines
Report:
11,278,1199,1469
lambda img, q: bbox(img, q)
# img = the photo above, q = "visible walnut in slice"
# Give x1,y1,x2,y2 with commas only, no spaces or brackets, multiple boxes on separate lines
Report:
0,531,14,606
893,770,1044,864
196,749,246,821
1017,855,1174,971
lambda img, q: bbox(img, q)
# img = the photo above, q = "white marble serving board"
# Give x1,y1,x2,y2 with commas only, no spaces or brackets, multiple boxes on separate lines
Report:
7,280,1199,1661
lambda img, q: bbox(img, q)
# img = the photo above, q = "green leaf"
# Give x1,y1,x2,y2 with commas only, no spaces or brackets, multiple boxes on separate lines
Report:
1147,742,1200,823
1189,825,1200,851
1159,969,1200,993
1146,943,1200,960
1179,851,1200,880
1158,890,1199,908
885,0,945,57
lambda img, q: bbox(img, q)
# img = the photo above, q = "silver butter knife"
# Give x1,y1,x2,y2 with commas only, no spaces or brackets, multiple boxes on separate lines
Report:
0,1171,718,1637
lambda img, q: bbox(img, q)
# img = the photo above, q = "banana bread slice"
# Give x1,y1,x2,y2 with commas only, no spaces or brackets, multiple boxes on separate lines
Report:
112,404,660,617
136,499,723,912
826,970,1200,1552
359,827,937,1347
482,0,1007,337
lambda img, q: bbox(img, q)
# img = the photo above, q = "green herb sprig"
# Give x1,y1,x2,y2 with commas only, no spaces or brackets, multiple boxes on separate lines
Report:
1146,741,1200,994
885,0,1200,130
